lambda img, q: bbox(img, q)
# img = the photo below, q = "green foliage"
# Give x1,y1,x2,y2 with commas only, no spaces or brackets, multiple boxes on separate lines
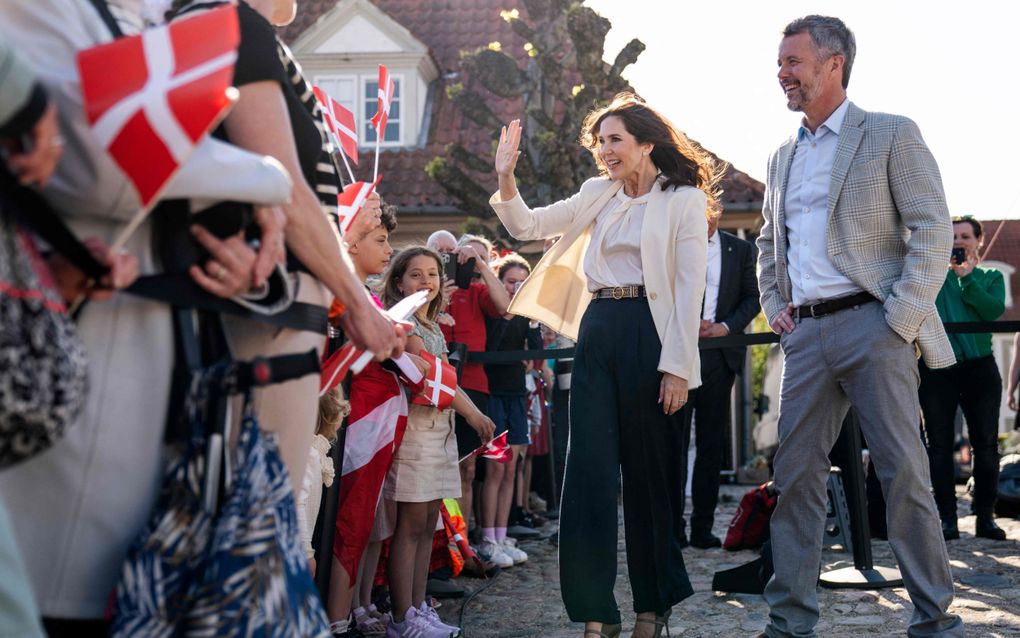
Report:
427,0,645,242
749,311,770,404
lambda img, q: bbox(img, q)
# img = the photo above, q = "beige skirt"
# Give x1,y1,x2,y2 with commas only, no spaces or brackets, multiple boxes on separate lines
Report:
384,404,460,503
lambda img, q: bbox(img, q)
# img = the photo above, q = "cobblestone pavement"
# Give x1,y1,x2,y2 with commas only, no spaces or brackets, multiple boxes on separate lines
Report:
438,485,1020,637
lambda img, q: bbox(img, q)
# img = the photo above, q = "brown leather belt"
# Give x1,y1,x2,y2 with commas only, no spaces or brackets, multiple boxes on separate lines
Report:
794,291,877,320
592,285,646,300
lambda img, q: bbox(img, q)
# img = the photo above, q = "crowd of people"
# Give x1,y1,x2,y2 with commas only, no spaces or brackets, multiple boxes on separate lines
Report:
0,4,1018,638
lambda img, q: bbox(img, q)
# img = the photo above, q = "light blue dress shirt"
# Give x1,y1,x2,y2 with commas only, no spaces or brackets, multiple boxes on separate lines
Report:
784,99,861,306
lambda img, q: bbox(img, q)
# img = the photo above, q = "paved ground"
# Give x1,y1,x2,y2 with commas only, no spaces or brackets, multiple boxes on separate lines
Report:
438,485,1020,637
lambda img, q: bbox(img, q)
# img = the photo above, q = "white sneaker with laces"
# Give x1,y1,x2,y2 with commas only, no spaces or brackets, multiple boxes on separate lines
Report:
476,539,514,568
419,601,461,637
499,537,528,564
386,607,449,638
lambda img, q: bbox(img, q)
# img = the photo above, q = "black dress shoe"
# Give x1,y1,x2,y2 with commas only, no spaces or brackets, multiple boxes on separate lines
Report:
690,533,723,549
941,518,960,541
975,516,1007,540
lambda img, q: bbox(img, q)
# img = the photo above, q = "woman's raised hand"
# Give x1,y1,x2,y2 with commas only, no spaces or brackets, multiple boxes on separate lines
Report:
495,119,522,178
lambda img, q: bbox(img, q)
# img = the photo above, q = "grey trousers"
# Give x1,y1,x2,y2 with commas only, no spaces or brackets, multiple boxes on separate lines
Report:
764,301,963,638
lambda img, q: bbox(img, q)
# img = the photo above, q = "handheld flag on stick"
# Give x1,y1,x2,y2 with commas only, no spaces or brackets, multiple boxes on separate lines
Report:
411,354,457,410
319,290,429,396
312,85,358,184
460,431,512,464
440,501,485,575
77,5,240,252
336,174,383,237
370,64,394,182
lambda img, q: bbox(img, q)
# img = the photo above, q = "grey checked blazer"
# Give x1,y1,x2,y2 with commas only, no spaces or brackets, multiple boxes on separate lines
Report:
756,102,955,368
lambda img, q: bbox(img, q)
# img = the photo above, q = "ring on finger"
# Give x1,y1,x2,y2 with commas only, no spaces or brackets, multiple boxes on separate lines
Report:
213,264,227,281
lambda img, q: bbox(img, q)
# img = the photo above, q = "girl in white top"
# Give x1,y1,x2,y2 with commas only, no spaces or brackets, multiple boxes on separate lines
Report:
377,246,495,638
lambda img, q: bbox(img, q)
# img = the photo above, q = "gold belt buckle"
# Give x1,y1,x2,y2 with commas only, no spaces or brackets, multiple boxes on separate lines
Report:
611,286,625,300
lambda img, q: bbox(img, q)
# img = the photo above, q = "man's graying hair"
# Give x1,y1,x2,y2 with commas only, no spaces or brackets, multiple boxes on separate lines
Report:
783,15,856,89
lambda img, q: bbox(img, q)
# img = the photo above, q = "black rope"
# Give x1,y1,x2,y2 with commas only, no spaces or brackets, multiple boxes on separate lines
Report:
464,320,1020,361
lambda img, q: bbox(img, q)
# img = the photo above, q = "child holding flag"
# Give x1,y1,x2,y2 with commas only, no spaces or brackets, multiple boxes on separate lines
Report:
326,205,406,637
380,247,495,638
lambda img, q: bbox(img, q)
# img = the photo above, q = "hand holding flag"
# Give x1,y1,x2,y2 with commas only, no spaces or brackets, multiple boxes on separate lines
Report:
320,290,429,395
460,431,512,464
336,174,383,237
411,354,457,410
77,5,240,251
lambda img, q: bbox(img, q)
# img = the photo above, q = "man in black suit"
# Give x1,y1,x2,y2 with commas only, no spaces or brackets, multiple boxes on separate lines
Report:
681,218,760,548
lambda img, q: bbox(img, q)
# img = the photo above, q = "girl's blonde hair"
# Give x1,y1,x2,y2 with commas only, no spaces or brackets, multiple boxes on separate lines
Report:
316,387,350,441
379,246,445,321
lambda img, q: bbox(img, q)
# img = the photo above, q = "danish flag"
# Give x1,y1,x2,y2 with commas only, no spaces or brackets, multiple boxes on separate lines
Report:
411,354,458,410
77,6,239,207
336,174,383,236
319,290,429,396
312,86,359,166
461,431,512,464
370,65,395,134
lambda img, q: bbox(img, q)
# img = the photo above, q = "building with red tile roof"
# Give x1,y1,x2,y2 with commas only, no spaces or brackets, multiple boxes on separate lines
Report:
280,0,765,245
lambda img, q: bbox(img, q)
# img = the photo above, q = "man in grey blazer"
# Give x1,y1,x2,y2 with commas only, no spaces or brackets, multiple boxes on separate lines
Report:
755,15,963,638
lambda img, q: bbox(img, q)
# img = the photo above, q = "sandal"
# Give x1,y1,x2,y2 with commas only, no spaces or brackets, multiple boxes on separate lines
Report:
584,623,622,638
632,607,671,638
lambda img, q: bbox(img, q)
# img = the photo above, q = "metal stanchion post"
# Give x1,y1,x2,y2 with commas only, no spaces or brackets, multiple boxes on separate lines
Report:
819,410,902,589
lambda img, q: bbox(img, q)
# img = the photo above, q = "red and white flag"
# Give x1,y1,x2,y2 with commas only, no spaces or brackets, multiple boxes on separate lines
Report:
319,341,361,395
370,64,395,134
312,85,359,166
411,354,457,410
77,6,239,208
319,290,429,396
336,174,382,236
334,364,408,582
462,431,512,464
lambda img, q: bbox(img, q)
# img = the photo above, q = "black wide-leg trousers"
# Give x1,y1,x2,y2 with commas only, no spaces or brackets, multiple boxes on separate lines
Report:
559,297,693,624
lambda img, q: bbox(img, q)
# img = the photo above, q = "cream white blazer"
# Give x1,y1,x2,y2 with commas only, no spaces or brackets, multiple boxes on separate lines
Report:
490,176,708,387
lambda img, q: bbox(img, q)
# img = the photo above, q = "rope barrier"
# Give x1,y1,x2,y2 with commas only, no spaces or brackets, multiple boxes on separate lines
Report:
464,320,1020,362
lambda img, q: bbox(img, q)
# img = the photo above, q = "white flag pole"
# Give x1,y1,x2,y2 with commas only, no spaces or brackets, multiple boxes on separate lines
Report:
109,203,153,254
333,133,357,185
373,126,381,183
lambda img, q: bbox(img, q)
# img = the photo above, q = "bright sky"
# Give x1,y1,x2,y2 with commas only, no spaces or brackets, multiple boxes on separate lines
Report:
586,0,1020,220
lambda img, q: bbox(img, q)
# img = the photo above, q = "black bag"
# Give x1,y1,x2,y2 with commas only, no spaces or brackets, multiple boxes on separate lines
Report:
0,168,107,468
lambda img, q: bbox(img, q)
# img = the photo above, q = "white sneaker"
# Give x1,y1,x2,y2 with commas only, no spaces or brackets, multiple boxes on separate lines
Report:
476,539,514,568
419,601,461,637
499,537,528,564
386,607,449,638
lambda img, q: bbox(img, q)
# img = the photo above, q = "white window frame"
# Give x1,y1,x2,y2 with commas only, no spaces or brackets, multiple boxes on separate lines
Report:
361,73,403,148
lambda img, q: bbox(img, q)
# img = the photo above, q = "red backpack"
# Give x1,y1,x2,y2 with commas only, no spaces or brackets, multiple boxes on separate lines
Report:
723,481,778,551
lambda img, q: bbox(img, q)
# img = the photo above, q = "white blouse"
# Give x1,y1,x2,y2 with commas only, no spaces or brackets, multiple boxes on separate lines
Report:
297,434,336,560
583,186,651,291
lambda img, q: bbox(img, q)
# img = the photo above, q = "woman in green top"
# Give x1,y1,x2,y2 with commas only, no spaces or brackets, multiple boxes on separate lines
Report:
920,216,1007,541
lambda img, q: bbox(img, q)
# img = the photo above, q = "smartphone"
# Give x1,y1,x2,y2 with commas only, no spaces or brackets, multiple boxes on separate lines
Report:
441,253,475,289
951,247,966,265
441,252,458,283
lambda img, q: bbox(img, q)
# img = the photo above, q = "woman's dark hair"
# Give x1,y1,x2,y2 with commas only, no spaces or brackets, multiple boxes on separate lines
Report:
495,253,531,281
580,92,726,218
380,246,445,321
951,215,982,239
